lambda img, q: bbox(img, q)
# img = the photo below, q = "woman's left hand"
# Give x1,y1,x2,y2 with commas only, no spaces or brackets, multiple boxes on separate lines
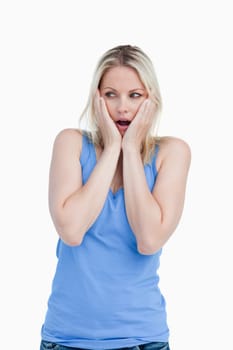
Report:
122,99,157,152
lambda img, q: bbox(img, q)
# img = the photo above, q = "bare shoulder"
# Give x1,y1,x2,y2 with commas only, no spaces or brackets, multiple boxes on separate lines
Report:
53,128,83,156
158,136,191,154
156,136,191,171
54,127,83,143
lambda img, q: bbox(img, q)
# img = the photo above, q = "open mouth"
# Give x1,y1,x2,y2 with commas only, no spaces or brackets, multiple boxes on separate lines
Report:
116,120,131,126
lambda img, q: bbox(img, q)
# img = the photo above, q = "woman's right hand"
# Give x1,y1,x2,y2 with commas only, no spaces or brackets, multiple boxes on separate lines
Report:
94,90,122,150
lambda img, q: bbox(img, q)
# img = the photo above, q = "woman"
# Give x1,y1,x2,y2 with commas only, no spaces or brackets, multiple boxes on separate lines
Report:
40,45,191,350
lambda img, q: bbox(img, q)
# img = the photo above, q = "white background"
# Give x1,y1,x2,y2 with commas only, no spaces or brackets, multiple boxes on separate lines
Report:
0,1,232,349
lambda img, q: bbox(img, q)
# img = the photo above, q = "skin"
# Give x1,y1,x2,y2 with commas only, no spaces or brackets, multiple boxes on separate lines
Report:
48,66,191,254
95,66,157,192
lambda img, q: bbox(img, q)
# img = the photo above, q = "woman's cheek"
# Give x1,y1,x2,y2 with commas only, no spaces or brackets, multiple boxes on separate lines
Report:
105,101,115,118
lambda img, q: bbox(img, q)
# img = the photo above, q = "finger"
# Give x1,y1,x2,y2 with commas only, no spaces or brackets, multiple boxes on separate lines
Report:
99,97,111,120
131,99,149,124
147,99,156,112
143,99,156,121
138,99,149,115
94,92,105,121
94,96,101,119
94,90,100,107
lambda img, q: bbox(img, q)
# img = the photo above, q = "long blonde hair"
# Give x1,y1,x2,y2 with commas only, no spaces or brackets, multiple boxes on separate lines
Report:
79,45,162,164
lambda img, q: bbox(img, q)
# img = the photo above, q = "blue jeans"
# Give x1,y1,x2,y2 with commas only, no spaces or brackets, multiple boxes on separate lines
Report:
40,340,170,350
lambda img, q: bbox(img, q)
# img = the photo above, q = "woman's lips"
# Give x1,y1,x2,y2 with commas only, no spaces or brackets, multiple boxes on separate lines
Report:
116,120,131,132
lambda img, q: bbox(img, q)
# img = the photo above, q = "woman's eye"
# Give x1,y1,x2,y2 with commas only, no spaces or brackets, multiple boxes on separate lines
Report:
130,92,142,98
105,92,116,98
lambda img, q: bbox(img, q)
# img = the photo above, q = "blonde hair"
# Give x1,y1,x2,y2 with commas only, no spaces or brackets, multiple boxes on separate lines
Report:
79,45,162,164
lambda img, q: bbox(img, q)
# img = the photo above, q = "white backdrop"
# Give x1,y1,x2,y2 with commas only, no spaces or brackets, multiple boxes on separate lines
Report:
0,1,232,349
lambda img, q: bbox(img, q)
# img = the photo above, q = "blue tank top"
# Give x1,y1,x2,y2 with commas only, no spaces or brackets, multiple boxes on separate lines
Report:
41,133,169,349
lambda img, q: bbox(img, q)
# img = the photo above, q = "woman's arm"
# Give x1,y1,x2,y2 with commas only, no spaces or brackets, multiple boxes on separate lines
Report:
123,136,191,255
122,100,191,254
48,128,121,246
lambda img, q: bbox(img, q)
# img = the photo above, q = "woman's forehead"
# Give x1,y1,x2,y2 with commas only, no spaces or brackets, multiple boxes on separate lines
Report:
100,66,144,90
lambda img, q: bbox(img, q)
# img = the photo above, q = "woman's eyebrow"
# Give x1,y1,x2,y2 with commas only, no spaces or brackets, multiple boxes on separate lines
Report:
129,88,145,92
102,87,117,91
102,87,145,92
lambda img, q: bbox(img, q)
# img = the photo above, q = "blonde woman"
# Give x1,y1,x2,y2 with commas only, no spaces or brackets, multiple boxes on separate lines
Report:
40,45,191,350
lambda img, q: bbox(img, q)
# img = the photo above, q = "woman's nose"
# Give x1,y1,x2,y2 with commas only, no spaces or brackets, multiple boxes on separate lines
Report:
117,97,129,114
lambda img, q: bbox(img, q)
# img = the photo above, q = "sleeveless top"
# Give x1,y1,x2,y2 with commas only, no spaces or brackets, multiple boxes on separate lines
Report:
41,132,169,349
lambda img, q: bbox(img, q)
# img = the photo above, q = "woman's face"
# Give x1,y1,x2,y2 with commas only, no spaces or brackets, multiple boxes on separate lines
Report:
99,66,148,135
